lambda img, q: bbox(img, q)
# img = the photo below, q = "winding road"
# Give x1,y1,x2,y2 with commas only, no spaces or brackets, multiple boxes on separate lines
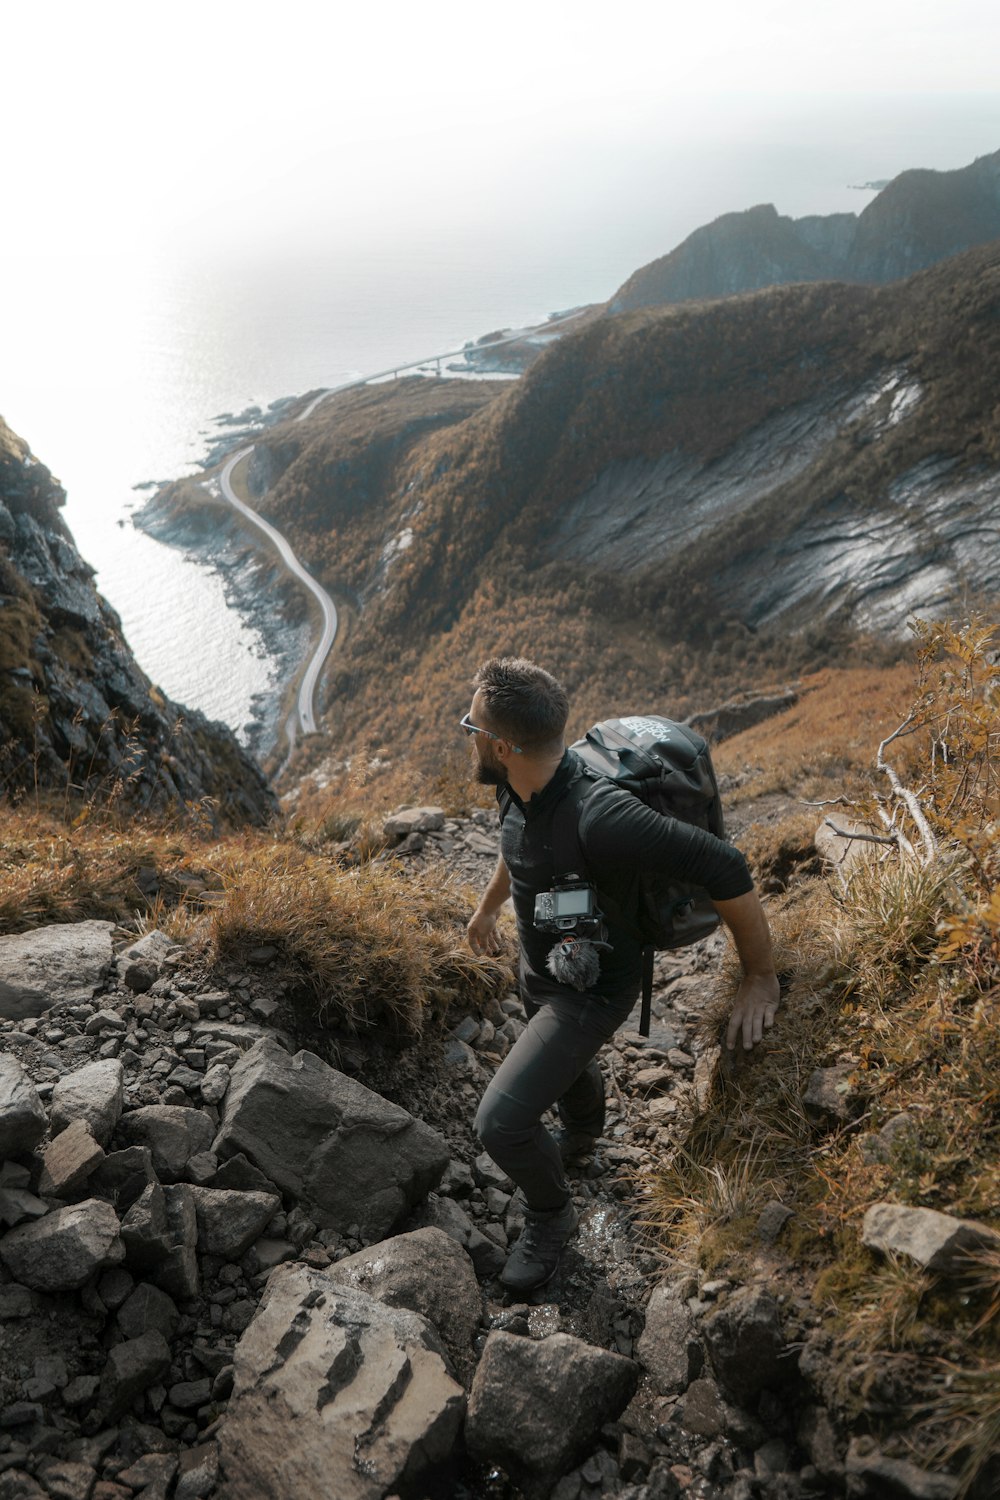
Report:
214,308,588,743
218,446,336,736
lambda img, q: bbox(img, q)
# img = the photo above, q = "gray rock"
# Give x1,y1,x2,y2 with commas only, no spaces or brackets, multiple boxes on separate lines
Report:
860,1112,919,1165
0,920,115,1020
158,1184,200,1301
681,1376,726,1437
174,1441,219,1500
117,1282,179,1342
85,1008,126,1035
200,1063,231,1105
803,1065,858,1127
116,1105,214,1180
0,1283,34,1319
50,1058,124,1146
210,1152,278,1195
756,1201,794,1243
442,1036,481,1077
118,1454,178,1493
701,1287,797,1401
186,1186,280,1258
0,1187,49,1228
330,1227,482,1382
122,958,159,994
212,1036,449,1240
0,1057,48,1158
169,1378,212,1410
99,1330,172,1421
121,1179,199,1299
0,1199,123,1291
861,1203,1000,1273
3,1471,53,1500
465,1330,639,1480
845,1437,958,1498
120,1183,173,1274
218,1267,464,1499
38,1119,106,1197
34,1459,97,1500
637,1282,704,1395
91,1145,157,1210
383,806,445,839
117,930,174,968
797,1405,844,1480
97,1267,134,1309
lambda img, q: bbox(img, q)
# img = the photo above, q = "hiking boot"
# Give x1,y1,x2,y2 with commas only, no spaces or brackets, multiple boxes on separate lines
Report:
551,1126,600,1163
500,1199,579,1292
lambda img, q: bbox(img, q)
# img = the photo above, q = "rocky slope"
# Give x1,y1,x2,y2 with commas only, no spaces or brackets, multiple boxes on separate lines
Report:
0,419,275,825
0,801,984,1500
611,148,1000,311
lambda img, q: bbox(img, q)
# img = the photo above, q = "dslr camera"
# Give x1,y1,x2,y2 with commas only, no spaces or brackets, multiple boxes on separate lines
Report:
533,876,607,942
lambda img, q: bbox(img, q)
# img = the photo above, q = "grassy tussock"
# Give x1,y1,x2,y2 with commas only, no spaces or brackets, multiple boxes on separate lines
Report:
209,839,513,1040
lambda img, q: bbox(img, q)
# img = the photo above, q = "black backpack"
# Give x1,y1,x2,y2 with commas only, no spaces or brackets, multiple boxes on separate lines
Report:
546,716,727,1036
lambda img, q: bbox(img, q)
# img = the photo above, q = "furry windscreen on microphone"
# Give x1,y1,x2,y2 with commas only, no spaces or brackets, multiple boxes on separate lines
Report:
546,936,604,991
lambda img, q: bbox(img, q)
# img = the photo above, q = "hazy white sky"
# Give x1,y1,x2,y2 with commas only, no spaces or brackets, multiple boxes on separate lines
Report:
4,0,999,260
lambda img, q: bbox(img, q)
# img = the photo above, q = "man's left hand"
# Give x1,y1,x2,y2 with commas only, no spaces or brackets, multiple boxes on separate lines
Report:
725,973,780,1051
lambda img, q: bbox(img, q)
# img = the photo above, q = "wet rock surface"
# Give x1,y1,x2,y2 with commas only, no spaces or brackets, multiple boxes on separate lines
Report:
0,814,962,1498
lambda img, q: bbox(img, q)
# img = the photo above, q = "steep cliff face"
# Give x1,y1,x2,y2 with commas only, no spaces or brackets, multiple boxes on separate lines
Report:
0,418,276,824
612,148,1000,311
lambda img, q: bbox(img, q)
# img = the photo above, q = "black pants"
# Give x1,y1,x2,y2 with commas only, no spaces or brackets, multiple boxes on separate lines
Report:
474,959,636,1212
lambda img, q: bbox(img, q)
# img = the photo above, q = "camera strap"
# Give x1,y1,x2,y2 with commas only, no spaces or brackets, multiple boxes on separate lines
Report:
551,775,653,1038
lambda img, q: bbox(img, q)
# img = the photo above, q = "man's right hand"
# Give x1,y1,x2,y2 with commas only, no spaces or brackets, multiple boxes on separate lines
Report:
468,907,502,955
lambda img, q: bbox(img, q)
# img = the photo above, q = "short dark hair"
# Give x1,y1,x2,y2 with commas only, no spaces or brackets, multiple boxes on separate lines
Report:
473,657,569,751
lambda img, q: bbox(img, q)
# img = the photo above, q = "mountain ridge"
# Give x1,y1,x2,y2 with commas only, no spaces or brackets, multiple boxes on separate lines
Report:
611,148,1000,311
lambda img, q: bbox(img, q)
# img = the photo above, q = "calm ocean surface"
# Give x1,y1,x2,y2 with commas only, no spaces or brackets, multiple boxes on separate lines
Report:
3,111,996,745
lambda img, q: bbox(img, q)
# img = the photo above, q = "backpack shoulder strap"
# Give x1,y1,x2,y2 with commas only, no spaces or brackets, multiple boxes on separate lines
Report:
496,785,515,825
550,769,599,878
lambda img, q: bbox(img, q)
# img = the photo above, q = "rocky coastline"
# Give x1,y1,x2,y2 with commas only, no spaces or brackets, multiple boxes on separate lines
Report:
133,398,317,766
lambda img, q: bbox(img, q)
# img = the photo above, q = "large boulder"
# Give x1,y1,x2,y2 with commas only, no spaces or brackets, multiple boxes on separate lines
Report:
465,1330,639,1481
0,1057,48,1158
0,1199,124,1291
50,1059,124,1146
217,1266,464,1499
329,1227,482,1383
862,1203,1000,1273
0,920,115,1020
212,1036,449,1240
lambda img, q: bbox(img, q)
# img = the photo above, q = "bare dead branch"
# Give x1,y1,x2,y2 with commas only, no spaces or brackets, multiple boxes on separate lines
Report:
822,818,901,848
876,723,939,864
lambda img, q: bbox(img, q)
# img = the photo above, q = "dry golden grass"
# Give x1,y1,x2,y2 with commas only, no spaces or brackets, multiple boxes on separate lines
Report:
713,664,917,804
208,837,513,1041
0,803,216,934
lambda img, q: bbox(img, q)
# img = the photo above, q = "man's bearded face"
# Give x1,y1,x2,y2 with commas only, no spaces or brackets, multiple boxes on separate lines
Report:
473,732,508,787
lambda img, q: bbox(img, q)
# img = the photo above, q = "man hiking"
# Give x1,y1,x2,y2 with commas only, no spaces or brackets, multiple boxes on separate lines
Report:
464,656,780,1293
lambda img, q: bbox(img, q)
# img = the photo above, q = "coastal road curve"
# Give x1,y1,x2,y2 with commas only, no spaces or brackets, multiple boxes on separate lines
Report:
216,308,589,741
218,447,337,736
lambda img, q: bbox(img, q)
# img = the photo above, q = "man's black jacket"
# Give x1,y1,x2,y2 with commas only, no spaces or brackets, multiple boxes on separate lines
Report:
498,750,753,999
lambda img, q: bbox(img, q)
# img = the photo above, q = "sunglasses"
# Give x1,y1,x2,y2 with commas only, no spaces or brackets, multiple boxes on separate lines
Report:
459,712,522,754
